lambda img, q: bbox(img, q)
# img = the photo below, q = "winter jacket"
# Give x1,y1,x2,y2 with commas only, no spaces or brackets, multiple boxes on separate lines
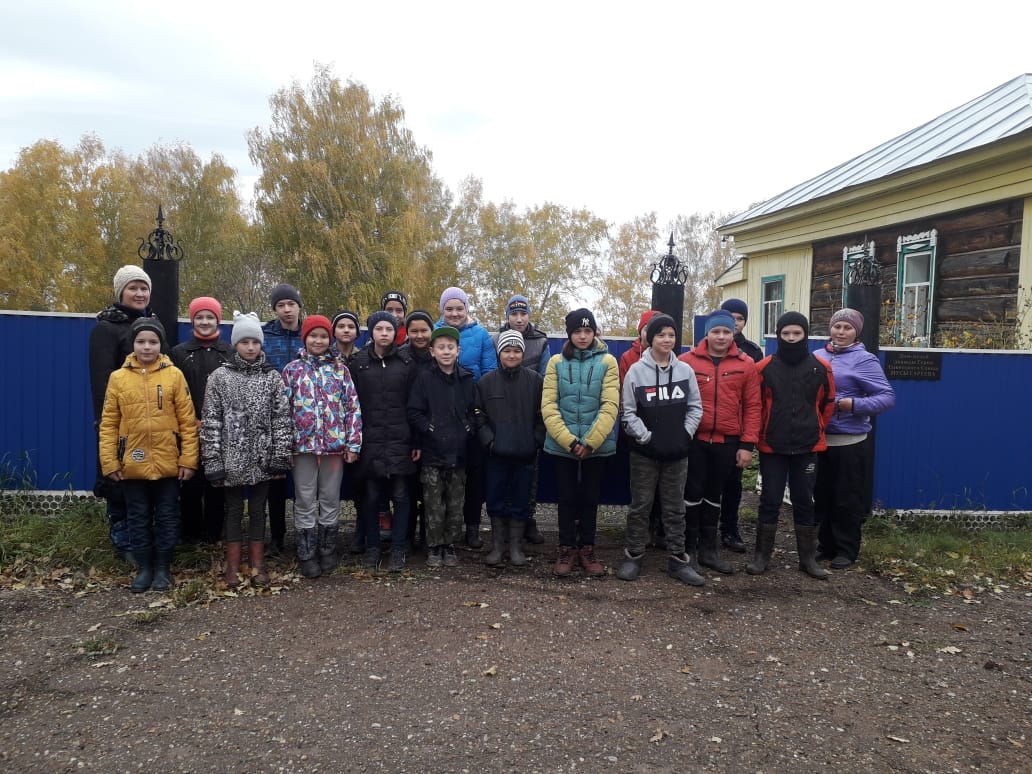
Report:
88,303,161,423
349,343,417,478
398,342,433,372
756,353,836,455
98,354,199,480
281,349,362,455
679,339,761,450
407,364,477,468
262,318,303,373
542,340,619,460
435,318,497,381
476,365,545,461
200,352,293,486
492,323,551,375
171,336,232,417
622,348,702,460
734,332,764,363
815,342,895,436
618,339,646,386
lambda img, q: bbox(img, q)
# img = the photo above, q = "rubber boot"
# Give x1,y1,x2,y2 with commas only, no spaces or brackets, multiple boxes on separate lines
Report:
319,523,340,574
508,520,528,566
248,540,269,586
297,527,322,579
151,550,173,592
795,524,831,580
484,517,507,566
224,541,242,588
465,523,483,549
667,553,705,586
349,518,365,554
684,527,701,572
130,551,153,593
524,517,545,545
698,526,735,574
746,523,778,575
616,549,644,581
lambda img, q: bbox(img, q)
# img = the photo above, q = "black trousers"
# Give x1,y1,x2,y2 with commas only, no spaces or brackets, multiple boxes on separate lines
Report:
815,440,871,561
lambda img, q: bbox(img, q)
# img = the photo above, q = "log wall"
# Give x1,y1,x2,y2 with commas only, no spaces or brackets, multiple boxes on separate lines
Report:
809,199,1024,336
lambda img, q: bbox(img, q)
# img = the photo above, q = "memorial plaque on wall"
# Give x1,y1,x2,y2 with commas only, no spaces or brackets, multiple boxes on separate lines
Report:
884,350,943,381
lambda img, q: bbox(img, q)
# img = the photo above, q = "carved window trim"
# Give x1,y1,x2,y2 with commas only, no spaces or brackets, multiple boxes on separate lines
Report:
895,229,938,342
842,241,876,306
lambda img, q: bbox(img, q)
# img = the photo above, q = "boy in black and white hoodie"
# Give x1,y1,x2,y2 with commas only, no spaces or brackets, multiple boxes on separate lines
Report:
617,314,704,586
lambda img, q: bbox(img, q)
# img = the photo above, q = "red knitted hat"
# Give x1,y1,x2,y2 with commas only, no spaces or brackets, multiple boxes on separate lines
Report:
301,315,332,341
637,309,660,333
188,296,222,321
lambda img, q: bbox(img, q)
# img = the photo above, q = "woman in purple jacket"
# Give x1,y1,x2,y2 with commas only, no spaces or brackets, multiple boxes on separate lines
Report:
814,309,895,569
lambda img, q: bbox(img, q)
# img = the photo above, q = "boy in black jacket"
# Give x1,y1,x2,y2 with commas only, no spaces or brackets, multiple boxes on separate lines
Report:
407,327,477,568
476,330,545,566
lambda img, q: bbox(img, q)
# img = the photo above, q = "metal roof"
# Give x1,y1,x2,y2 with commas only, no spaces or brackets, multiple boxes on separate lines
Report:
722,74,1032,228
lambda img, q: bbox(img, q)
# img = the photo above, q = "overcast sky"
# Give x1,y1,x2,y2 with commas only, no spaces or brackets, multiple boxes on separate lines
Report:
2,0,1029,238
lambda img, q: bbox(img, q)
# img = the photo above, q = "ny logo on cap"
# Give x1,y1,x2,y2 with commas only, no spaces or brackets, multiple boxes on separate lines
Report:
581,317,590,327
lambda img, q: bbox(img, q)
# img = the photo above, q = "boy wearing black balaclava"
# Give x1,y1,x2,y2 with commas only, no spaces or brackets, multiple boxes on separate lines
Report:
747,312,836,580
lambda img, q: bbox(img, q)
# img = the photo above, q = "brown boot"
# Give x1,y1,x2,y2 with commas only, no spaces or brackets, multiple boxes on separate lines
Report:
224,542,242,588
554,546,576,576
579,545,605,577
249,541,269,586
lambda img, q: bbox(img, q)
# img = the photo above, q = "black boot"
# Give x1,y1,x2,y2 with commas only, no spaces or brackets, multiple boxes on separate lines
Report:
297,527,321,579
684,527,701,572
130,551,153,593
464,523,483,549
668,553,705,586
151,550,174,592
698,526,735,574
349,518,365,554
484,517,506,566
746,523,778,575
508,520,528,566
616,549,644,581
524,517,545,545
319,523,340,573
796,524,831,580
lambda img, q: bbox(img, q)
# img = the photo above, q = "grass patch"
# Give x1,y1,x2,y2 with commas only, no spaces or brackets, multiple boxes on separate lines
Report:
861,514,1032,593
77,633,119,658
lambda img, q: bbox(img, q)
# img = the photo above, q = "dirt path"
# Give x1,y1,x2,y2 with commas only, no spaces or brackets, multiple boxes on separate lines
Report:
1,523,1029,773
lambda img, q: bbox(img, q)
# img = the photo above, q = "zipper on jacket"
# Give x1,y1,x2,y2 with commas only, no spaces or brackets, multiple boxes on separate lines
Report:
157,384,163,410
117,436,127,462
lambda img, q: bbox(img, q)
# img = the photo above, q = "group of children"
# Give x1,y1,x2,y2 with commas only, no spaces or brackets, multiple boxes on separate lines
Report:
95,262,893,594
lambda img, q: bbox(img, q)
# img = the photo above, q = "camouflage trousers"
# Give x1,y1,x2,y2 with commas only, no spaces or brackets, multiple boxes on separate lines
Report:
420,466,467,547
625,452,689,556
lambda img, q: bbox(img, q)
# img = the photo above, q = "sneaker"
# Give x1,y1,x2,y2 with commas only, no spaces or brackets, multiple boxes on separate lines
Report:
579,545,605,577
362,546,381,569
443,545,459,567
387,548,406,573
830,555,854,569
554,546,576,577
426,546,444,568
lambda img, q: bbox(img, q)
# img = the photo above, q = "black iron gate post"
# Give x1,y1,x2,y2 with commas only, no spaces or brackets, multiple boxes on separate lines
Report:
138,205,184,347
649,233,689,351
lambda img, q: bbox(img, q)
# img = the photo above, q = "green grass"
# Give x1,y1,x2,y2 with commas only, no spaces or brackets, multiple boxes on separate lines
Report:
861,514,1032,591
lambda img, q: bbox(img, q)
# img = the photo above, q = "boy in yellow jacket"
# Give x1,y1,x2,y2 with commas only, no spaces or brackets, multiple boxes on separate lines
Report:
99,317,198,592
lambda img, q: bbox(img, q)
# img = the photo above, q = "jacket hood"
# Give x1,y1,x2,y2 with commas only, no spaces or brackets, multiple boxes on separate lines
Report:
97,303,148,323
227,351,269,371
121,353,173,371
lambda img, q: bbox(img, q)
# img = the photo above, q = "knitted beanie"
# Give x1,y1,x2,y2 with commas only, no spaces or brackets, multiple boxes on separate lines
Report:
645,314,677,346
301,315,332,341
704,311,736,336
497,329,525,353
565,308,598,337
829,308,864,336
381,290,408,312
188,296,222,322
331,310,360,332
405,310,434,329
637,309,660,333
506,294,531,316
720,298,749,321
231,311,264,346
130,315,165,344
439,286,470,313
366,310,399,333
113,265,151,301
270,283,302,309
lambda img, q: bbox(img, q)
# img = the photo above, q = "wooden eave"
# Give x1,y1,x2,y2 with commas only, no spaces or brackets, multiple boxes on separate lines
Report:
721,130,1032,254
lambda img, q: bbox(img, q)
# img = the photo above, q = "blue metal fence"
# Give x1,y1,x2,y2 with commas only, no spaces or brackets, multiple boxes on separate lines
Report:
2,311,1029,511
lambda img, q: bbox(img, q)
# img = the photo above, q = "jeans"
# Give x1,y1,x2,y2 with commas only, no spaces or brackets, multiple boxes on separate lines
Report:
758,452,817,526
362,474,411,550
484,457,534,522
123,477,180,555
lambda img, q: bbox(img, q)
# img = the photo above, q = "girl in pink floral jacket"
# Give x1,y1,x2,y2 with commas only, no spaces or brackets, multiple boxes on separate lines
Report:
281,315,362,578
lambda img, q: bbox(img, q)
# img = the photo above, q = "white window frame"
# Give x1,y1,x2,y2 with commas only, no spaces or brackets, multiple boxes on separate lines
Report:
760,274,784,338
896,229,938,342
